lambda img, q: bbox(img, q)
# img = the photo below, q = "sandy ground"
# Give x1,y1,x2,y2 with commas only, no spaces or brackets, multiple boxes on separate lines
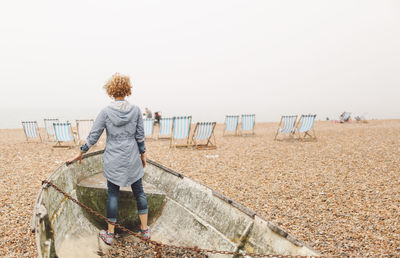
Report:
0,120,399,256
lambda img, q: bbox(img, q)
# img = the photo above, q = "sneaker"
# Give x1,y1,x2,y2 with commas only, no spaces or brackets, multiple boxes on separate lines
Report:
99,230,115,245
140,226,151,240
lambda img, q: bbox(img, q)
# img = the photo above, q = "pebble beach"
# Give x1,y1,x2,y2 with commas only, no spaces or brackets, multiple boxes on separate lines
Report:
0,119,399,256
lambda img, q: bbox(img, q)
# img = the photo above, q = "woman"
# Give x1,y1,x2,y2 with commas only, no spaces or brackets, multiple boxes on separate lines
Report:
68,73,150,245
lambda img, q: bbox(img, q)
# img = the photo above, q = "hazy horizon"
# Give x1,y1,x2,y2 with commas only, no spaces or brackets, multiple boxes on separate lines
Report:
1,0,399,129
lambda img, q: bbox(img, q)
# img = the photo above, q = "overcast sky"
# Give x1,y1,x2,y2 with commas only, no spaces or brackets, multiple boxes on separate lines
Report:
0,0,399,129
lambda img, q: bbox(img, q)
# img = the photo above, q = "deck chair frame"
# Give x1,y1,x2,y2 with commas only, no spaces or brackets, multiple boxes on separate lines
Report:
240,114,256,136
294,114,317,140
22,121,42,143
44,118,59,141
158,117,174,139
76,119,94,143
170,116,192,148
274,115,298,140
191,122,217,149
53,122,76,148
223,115,239,136
143,118,155,139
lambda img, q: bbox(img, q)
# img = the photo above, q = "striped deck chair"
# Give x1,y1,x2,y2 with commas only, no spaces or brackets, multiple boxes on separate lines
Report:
76,119,94,143
143,118,155,139
53,122,76,148
340,112,351,123
223,115,239,136
158,117,173,139
240,114,256,135
44,119,59,141
170,116,192,148
274,115,297,140
22,121,42,142
191,122,217,149
294,114,317,140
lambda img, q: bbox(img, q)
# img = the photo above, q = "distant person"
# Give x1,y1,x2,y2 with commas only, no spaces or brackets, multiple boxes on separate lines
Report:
67,73,150,244
145,107,152,119
154,112,161,125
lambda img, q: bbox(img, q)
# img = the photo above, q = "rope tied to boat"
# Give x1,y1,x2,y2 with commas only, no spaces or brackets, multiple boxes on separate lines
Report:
41,180,293,257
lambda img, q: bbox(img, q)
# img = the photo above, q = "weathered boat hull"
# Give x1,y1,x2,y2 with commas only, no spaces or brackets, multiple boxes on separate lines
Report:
32,150,319,257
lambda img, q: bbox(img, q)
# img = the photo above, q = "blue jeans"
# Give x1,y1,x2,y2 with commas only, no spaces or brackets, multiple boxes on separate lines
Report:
106,178,148,223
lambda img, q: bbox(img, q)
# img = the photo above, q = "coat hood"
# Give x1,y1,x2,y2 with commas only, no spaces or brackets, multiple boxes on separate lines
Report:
105,100,136,127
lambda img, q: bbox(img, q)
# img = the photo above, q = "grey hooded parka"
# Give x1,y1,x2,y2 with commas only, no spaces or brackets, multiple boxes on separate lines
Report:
85,101,145,187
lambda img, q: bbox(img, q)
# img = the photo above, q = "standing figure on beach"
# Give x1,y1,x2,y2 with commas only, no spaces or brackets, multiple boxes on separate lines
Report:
67,73,150,245
145,107,152,119
154,111,161,125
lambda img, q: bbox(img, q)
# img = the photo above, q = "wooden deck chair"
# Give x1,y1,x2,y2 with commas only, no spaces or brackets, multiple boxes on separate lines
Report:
223,115,239,136
158,117,173,139
22,121,42,143
294,114,317,140
76,119,94,143
340,112,351,123
240,114,256,135
170,116,192,148
274,115,297,140
53,122,76,148
44,118,59,141
191,122,217,149
143,118,155,139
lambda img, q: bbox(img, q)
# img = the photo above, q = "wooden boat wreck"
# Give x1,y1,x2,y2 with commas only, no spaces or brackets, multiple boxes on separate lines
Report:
32,150,319,257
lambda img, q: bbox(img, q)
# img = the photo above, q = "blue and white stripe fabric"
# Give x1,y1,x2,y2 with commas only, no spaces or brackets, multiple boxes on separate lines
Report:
225,115,239,131
22,121,40,138
298,115,316,133
44,119,59,136
143,118,154,137
193,122,215,140
172,116,191,139
77,120,94,141
159,118,173,137
53,122,74,142
280,115,297,134
241,114,255,131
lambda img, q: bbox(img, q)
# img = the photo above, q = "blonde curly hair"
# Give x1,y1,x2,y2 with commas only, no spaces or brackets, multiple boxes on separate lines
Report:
104,73,132,98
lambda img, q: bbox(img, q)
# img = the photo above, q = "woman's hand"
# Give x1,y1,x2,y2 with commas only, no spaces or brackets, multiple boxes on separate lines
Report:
141,153,146,168
67,152,83,165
